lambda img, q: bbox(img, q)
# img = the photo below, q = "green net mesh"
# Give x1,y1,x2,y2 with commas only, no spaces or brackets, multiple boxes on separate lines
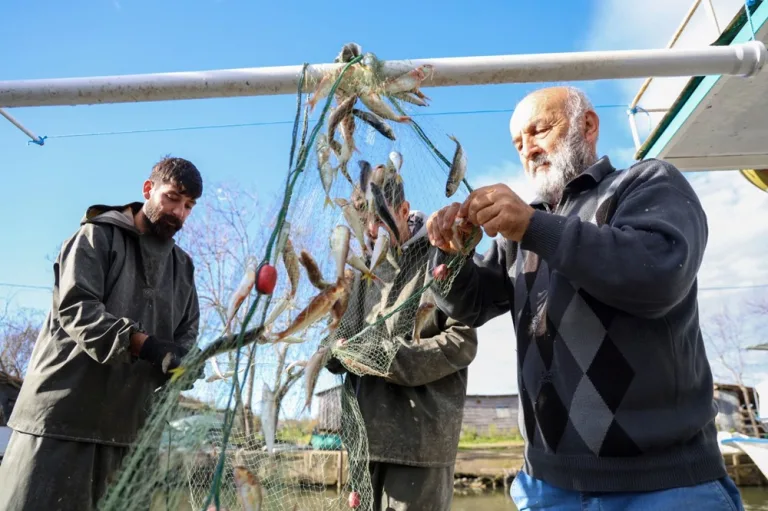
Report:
96,44,478,511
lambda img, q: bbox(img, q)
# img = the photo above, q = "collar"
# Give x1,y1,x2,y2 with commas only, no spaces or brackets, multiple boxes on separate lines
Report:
530,156,616,208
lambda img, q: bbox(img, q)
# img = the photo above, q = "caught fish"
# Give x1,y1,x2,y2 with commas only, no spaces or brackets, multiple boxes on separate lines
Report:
223,257,258,334
413,301,437,343
382,152,403,184
352,108,396,141
446,134,467,198
233,466,264,511
370,228,390,272
329,269,354,329
271,283,347,341
383,64,434,95
337,115,357,186
359,91,411,123
317,133,336,208
328,95,358,143
275,223,291,265
307,68,342,112
303,345,331,412
391,91,429,107
358,159,372,196
299,250,333,291
338,199,368,256
334,42,362,63
330,225,352,281
264,293,293,329
388,151,403,173
347,253,380,285
282,238,300,298
369,181,402,247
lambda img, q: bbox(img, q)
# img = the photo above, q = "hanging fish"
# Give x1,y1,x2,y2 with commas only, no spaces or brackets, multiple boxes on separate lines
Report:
233,466,264,511
282,238,300,298
370,228,390,273
446,134,467,198
413,301,437,344
391,91,429,107
369,181,402,247
316,133,336,208
383,64,434,96
330,225,352,282
328,95,358,144
270,283,347,341
298,250,332,291
307,68,343,112
358,159,372,196
337,198,368,256
223,257,258,334
329,269,354,330
302,345,331,413
359,91,411,123
347,253,380,286
337,115,357,186
352,108,396,141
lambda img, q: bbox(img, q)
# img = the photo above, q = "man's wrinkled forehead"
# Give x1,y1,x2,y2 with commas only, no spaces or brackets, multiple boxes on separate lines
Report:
509,97,538,136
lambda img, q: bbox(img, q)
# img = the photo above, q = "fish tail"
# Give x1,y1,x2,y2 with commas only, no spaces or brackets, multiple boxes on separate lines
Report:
324,195,334,209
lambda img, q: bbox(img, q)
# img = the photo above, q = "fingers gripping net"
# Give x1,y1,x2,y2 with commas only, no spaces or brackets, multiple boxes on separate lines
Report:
97,45,477,511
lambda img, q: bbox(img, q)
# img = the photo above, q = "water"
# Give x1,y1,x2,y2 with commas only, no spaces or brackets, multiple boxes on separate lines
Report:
452,487,768,510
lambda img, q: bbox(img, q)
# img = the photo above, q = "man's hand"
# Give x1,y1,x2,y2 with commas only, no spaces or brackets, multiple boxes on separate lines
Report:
459,183,535,241
138,335,190,376
427,203,479,254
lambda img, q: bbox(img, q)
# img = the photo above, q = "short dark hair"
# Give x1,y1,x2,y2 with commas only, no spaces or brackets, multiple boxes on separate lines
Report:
149,155,203,199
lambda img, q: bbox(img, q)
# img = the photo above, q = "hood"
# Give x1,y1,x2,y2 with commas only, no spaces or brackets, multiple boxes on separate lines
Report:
400,210,428,251
80,202,142,235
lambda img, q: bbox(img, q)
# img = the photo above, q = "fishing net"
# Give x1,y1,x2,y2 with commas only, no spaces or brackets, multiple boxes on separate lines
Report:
96,43,478,511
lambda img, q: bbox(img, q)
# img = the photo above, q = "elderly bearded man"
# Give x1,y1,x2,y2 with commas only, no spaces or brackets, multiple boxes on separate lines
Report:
426,86,744,511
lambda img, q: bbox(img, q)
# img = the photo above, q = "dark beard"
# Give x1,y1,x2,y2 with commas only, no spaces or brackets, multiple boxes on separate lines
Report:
143,203,182,240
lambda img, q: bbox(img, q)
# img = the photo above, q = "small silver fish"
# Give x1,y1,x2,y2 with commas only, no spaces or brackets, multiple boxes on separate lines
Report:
358,160,372,195
330,225,352,282
391,91,429,107
352,108,396,141
328,95,358,144
303,345,331,412
347,253,380,285
359,91,411,123
338,200,368,256
369,181,402,247
446,134,467,198
370,227,389,272
317,134,335,208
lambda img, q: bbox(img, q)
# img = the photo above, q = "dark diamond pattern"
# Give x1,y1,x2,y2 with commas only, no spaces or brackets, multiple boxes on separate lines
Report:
519,386,538,448
535,381,569,452
536,316,558,370
599,419,642,457
578,289,617,331
586,337,635,413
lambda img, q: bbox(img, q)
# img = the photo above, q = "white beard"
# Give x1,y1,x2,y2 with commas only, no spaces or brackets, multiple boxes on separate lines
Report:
527,127,596,205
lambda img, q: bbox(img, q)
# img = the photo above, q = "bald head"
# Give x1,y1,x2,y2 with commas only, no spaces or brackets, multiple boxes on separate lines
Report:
509,86,600,204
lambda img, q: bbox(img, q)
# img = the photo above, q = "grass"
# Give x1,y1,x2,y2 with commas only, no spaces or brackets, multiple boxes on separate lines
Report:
458,425,524,450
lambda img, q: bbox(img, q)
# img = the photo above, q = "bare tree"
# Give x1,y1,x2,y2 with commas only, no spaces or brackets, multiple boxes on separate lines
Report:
0,300,43,379
704,295,766,435
177,183,316,443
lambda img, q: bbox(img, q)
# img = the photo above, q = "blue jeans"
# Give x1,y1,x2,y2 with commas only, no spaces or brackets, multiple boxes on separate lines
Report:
510,471,745,510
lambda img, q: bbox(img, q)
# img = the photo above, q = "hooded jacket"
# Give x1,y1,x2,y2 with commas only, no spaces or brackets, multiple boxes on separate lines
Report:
326,210,478,468
8,202,200,446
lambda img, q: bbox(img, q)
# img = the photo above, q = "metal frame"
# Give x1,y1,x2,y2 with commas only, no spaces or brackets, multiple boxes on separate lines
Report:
0,42,765,108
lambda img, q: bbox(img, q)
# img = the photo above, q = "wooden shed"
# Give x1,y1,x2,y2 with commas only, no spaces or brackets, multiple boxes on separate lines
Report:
0,371,22,426
461,394,519,436
315,384,342,433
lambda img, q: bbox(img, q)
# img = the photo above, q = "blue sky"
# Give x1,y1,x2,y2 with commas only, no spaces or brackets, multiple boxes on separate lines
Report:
1,0,767,413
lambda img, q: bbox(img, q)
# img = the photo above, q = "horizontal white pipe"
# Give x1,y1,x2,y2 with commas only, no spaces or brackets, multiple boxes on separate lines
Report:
0,41,765,108
0,108,45,144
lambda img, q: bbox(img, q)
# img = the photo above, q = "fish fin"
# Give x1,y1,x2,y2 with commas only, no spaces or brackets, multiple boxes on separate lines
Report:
168,366,185,384
324,196,334,209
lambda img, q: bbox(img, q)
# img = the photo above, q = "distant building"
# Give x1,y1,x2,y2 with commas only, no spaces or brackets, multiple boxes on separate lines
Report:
0,371,22,426
461,394,519,436
313,384,520,437
315,385,343,432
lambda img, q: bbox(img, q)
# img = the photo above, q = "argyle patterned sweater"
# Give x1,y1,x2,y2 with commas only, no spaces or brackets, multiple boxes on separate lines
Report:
432,156,727,493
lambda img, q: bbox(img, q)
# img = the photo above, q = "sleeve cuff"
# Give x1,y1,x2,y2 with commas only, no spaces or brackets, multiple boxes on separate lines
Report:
520,210,567,260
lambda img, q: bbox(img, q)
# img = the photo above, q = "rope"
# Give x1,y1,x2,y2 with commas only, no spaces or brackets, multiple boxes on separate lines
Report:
26,104,630,142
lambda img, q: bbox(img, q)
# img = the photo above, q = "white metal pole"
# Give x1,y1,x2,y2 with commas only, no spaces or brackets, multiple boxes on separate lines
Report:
627,110,643,152
0,41,765,108
0,108,45,145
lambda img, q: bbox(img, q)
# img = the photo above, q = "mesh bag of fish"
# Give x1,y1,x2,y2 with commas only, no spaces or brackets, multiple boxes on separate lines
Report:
96,43,479,511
